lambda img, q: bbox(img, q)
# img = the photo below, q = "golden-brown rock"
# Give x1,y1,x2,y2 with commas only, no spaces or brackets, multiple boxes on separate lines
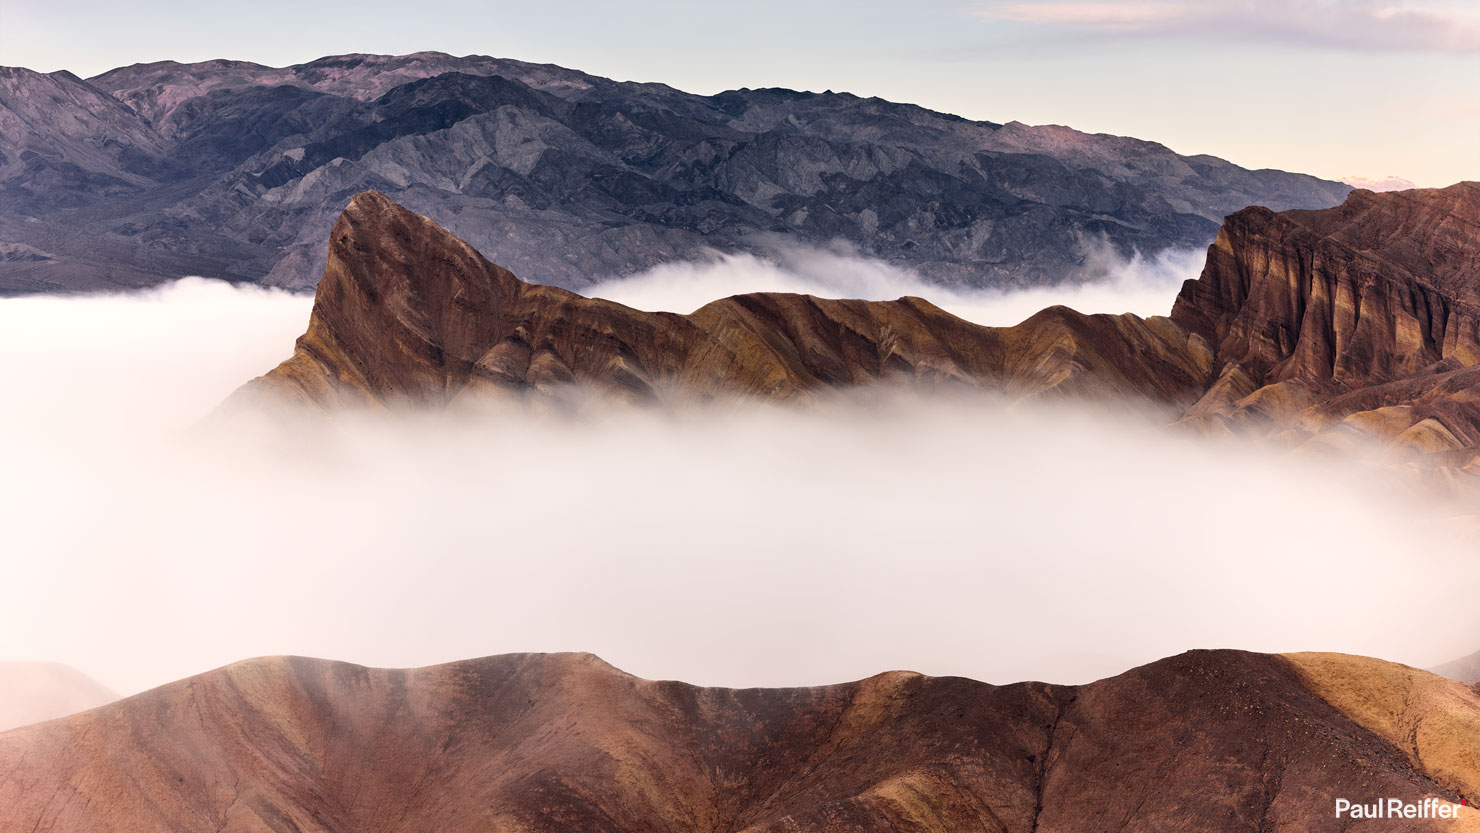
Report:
232,191,1213,412
233,184,1480,498
1167,183,1480,490
1,650,1475,832
1173,184,1480,387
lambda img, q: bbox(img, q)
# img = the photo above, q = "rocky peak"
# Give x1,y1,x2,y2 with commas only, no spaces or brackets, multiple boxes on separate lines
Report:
1172,182,1480,389
293,190,523,402
237,191,1214,412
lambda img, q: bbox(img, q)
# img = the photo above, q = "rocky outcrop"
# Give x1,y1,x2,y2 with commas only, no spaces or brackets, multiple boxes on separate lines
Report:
0,650,1474,833
1167,183,1480,467
0,51,1350,294
1173,184,1480,393
232,190,1213,411
235,183,1480,496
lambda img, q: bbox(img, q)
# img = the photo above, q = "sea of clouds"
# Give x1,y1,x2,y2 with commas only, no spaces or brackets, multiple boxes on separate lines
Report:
1,265,1476,700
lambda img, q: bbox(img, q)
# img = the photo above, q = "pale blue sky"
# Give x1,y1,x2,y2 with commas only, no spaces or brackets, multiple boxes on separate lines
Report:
2,0,1476,187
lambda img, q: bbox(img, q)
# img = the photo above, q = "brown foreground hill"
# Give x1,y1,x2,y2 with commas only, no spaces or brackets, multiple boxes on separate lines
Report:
234,183,1480,489
2,650,1477,832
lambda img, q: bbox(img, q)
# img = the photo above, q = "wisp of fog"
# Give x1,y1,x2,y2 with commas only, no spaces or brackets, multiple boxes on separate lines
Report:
585,242,1206,325
1,276,1476,698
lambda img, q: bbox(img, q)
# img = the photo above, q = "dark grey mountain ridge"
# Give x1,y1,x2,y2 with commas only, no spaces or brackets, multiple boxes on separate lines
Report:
0,51,1351,294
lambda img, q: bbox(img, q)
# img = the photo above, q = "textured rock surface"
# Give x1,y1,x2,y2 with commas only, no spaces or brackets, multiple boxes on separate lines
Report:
1286,653,1480,806
0,650,1475,833
238,183,1480,495
1166,183,1480,486
0,662,116,732
0,52,1350,294
231,191,1213,411
1173,183,1480,393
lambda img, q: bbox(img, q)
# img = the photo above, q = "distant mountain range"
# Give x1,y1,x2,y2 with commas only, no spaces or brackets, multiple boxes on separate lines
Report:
0,51,1352,294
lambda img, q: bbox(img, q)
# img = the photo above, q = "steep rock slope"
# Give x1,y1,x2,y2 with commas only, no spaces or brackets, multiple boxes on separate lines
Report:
0,650,1474,832
1169,184,1480,467
0,51,1349,293
1174,184,1480,394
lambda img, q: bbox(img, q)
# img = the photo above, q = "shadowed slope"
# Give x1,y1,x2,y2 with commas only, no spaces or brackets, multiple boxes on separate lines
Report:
1,651,1475,832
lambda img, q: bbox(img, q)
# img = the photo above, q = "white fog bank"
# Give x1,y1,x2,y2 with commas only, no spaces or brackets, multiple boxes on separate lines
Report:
585,244,1206,326
0,278,1475,698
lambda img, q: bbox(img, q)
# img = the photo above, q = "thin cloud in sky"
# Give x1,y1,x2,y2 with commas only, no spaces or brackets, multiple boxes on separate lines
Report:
973,0,1480,53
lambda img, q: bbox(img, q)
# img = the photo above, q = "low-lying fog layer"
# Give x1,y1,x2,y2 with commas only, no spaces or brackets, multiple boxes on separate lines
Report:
1,277,1476,697
586,243,1206,325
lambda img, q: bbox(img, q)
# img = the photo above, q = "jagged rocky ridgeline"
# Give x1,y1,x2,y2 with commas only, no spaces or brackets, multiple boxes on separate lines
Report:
235,183,1480,482
0,52,1351,293
1,650,1476,832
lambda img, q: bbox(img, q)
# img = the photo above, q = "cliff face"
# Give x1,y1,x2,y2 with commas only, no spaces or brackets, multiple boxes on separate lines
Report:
1,650,1474,833
1165,184,1480,471
1173,184,1480,389
233,190,1213,411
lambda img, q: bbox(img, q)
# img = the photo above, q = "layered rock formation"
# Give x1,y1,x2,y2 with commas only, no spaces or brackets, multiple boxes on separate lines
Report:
1,650,1475,833
239,183,1480,492
0,52,1349,293
231,190,1214,411
1161,182,1480,493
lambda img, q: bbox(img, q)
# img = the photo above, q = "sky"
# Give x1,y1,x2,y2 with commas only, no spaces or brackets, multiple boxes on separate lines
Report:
1,0,1475,189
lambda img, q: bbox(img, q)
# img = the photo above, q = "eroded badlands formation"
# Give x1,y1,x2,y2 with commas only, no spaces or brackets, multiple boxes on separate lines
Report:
6,184,1461,832
238,183,1480,487
2,650,1477,832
